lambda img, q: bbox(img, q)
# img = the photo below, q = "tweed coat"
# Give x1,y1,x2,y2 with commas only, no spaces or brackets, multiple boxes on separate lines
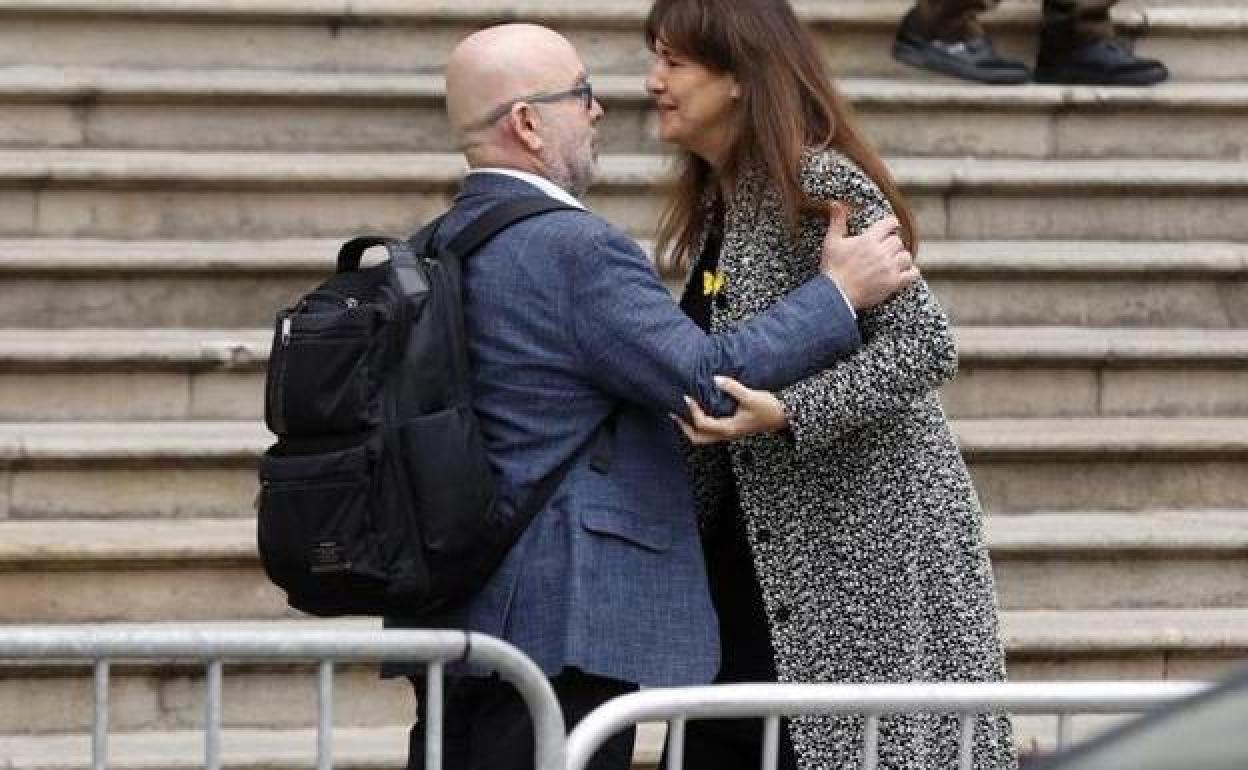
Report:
688,149,1018,770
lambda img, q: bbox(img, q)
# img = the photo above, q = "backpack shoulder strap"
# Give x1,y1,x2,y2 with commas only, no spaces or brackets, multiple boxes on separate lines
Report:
337,195,568,275
405,215,446,261
437,195,601,527
442,196,582,261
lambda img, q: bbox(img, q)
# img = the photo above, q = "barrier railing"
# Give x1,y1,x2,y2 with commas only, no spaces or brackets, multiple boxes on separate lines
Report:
0,627,565,770
565,681,1209,770
0,628,1212,770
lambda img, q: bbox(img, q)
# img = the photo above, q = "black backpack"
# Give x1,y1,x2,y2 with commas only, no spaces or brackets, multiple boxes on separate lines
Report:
257,197,591,617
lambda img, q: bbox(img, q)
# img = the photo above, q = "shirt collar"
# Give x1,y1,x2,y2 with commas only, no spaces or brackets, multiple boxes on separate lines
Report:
468,168,587,210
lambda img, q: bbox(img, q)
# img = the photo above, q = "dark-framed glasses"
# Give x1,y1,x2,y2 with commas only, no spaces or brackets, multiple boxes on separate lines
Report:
467,80,594,130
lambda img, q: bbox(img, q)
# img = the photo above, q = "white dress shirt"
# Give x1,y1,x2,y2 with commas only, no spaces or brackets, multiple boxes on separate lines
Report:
467,167,586,210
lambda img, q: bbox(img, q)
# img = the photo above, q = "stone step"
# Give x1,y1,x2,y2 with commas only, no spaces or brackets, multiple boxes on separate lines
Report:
6,67,1248,159
0,728,411,770
0,610,1242,735
0,1,1241,80
1,418,1246,519
2,327,1246,421
0,329,270,422
958,417,1248,511
0,422,265,521
922,241,1248,328
2,239,1244,329
0,630,413,734
987,511,1248,610
0,239,334,329
0,518,291,622
4,150,1248,241
947,327,1248,418
0,511,1245,622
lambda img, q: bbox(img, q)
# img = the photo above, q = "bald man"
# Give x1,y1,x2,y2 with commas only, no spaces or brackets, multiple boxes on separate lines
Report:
391,24,915,770
445,25,601,198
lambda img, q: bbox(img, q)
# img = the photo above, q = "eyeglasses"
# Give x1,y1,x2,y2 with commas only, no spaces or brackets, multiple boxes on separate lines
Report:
466,80,594,130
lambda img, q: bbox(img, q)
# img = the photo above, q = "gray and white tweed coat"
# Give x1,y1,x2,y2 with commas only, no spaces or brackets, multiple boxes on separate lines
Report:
687,149,1018,770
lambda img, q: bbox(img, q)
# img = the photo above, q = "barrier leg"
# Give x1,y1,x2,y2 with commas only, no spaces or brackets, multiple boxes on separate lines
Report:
92,660,109,770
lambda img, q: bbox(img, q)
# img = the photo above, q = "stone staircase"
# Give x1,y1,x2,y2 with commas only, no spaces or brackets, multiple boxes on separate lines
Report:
1,0,1246,767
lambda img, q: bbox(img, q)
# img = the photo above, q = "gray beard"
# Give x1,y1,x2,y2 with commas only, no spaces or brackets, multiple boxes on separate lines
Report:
548,165,591,199
541,148,594,200
563,169,592,199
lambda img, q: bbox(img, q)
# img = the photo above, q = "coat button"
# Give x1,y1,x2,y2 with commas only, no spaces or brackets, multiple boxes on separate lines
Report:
714,293,729,310
774,605,791,623
756,528,772,544
738,447,755,467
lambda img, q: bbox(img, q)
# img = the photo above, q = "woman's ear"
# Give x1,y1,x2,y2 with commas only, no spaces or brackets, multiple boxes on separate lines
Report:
729,77,742,100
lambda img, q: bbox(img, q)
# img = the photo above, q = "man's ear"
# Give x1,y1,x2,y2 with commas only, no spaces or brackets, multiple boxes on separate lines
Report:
505,103,545,153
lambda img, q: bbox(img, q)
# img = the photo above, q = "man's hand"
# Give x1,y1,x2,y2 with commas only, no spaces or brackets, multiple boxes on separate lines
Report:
819,203,919,311
673,376,788,445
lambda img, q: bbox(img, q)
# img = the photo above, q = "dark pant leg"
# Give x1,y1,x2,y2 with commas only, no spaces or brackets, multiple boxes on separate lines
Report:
406,675,486,770
554,669,639,770
662,490,797,770
407,669,638,770
674,716,799,770
909,0,1001,40
1042,0,1118,50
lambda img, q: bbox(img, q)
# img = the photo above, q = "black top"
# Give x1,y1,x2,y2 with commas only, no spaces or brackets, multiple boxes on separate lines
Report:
677,206,780,687
678,207,725,329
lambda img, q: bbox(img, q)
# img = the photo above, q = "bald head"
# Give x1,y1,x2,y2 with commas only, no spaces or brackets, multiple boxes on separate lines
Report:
445,23,602,195
446,24,586,145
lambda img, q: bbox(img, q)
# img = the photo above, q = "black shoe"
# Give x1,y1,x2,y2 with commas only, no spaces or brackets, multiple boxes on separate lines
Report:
893,25,1031,85
1035,38,1169,86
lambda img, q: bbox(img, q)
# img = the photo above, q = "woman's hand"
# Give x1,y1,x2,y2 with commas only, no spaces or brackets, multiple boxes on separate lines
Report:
673,376,789,445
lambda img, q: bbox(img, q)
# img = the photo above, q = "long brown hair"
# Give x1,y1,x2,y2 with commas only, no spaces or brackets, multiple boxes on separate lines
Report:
645,0,917,274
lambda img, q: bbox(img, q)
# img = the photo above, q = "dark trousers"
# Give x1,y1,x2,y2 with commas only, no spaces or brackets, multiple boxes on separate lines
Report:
911,0,1117,48
660,487,798,770
406,668,638,770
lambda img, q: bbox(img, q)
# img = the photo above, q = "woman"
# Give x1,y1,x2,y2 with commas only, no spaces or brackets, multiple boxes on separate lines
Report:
644,1,1017,769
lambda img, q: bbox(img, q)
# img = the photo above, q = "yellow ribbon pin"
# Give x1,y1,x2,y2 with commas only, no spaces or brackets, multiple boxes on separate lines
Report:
702,270,725,297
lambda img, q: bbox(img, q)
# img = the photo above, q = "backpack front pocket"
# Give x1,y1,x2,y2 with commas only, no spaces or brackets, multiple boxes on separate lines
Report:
257,440,386,613
266,305,386,437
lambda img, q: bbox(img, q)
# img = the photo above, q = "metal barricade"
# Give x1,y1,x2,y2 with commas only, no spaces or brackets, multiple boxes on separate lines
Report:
565,680,1210,770
0,627,566,770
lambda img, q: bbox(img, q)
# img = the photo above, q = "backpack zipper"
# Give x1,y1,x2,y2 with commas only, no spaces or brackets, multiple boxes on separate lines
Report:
267,312,292,435
261,473,361,491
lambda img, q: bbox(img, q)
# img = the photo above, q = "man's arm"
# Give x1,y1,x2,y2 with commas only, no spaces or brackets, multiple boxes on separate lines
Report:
570,226,859,418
